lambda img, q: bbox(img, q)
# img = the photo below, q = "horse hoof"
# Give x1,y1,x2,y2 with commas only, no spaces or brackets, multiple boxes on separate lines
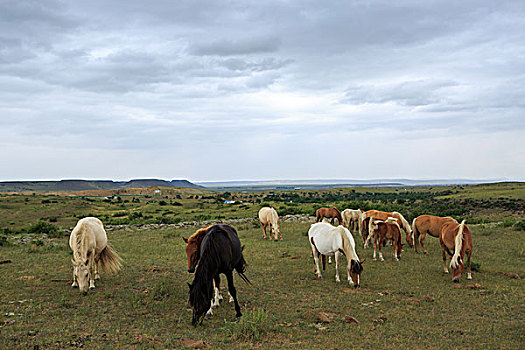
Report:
71,285,78,289
95,277,100,281
452,278,460,283
89,286,95,290
444,270,450,274
83,291,88,296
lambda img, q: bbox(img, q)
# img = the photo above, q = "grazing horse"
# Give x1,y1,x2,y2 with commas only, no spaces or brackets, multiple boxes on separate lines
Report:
412,215,458,254
342,209,364,234
315,207,343,225
188,224,250,326
69,217,122,294
365,210,413,247
258,207,282,240
183,226,233,313
440,220,473,282
369,217,403,261
308,222,364,287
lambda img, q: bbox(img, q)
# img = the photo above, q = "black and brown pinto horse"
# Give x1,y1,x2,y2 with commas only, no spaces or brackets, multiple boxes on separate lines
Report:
188,224,250,326
315,207,343,225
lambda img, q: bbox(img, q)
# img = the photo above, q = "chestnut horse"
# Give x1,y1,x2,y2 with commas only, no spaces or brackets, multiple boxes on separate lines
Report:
369,217,403,261
183,226,232,314
365,210,413,247
316,207,343,225
440,220,473,282
412,215,458,254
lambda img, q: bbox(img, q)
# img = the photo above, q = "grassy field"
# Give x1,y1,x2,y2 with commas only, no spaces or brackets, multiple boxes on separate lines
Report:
1,184,524,349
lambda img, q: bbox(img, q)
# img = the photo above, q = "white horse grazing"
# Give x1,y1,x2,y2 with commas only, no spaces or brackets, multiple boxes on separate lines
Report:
342,209,365,234
308,222,364,287
258,207,282,240
69,217,122,294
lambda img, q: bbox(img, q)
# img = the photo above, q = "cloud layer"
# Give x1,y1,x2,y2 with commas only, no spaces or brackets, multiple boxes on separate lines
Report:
1,0,524,181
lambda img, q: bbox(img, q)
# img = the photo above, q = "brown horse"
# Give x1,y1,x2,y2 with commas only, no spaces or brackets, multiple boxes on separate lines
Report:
182,226,232,313
315,207,343,225
412,215,458,254
369,218,403,261
440,220,473,282
365,210,413,247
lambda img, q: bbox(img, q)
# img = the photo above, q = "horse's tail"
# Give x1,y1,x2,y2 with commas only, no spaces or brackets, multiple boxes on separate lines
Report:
99,243,122,273
412,218,419,249
235,247,252,285
450,220,465,269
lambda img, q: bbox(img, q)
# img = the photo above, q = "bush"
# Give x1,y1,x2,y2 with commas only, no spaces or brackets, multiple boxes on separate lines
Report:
27,221,60,237
513,219,525,231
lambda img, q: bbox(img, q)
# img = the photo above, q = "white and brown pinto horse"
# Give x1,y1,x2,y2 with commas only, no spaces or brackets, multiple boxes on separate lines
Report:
342,209,365,234
69,217,122,294
308,222,363,287
412,214,458,254
364,210,413,247
369,217,403,261
258,207,282,240
440,220,473,282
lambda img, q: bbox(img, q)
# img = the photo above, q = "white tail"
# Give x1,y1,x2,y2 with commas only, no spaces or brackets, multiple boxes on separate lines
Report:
411,218,417,243
99,244,123,273
450,220,465,269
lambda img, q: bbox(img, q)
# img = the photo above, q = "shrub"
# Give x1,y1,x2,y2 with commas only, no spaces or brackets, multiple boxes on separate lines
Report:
27,221,60,237
513,219,525,231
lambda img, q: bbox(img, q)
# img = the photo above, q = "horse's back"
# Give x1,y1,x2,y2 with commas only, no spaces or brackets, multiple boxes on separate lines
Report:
308,222,342,254
203,224,243,271
70,217,107,252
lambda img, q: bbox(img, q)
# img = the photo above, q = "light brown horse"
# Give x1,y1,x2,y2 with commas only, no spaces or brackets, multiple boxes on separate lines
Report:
412,215,458,254
258,207,282,240
182,226,232,313
365,210,413,247
369,217,403,261
316,207,343,225
440,220,473,282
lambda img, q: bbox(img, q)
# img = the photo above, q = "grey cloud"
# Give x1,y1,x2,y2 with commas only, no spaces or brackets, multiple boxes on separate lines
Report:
189,36,281,56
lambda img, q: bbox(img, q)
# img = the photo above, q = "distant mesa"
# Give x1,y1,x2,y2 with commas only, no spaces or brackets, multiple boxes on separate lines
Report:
0,179,203,192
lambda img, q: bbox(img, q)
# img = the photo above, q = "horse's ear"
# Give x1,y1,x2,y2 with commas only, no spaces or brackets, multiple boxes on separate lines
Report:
182,237,188,243
360,259,365,264
187,282,192,289
85,259,89,265
241,245,245,252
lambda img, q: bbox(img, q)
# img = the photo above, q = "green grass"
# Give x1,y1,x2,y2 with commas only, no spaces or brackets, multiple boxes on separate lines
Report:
0,221,523,349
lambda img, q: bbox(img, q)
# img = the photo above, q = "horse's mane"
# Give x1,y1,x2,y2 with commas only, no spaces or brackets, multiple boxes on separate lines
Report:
392,212,410,232
189,227,221,316
188,225,212,245
73,223,88,263
337,226,358,261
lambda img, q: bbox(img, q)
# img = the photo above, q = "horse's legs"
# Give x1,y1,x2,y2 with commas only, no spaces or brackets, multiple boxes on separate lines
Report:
373,233,377,260
312,246,322,278
260,222,267,239
88,256,95,290
71,268,78,288
94,255,101,281
225,271,242,318
440,243,449,274
379,236,385,261
420,231,429,254
212,275,221,308
334,251,341,282
466,249,473,280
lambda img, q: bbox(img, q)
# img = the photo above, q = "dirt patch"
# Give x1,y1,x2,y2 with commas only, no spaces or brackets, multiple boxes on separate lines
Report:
179,338,210,349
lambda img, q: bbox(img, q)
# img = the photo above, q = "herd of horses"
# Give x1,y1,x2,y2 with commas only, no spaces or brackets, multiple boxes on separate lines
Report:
68,206,473,326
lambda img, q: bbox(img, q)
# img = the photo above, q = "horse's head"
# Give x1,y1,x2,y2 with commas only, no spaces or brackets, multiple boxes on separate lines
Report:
72,259,90,295
183,237,200,273
350,259,364,288
396,241,404,260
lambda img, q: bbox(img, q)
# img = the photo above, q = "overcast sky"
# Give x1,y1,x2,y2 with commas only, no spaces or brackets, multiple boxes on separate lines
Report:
1,0,524,182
